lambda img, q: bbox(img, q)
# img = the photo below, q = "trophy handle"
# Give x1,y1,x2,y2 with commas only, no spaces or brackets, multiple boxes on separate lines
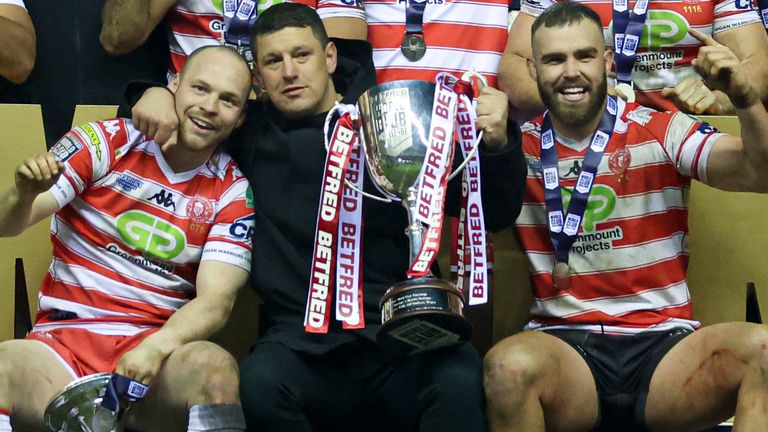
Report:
323,104,393,203
447,70,488,181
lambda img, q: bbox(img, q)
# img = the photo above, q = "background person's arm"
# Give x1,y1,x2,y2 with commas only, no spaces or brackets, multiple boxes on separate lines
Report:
0,3,35,84
100,0,177,55
498,12,545,115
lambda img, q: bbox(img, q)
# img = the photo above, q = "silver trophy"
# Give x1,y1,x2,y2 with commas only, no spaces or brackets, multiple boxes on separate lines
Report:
45,373,130,432
354,78,483,353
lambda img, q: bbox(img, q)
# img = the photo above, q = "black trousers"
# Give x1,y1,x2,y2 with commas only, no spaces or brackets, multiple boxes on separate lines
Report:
239,339,487,432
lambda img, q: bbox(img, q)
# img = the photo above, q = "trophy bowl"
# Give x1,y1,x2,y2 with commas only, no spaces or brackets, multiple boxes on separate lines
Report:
357,79,472,354
44,373,122,432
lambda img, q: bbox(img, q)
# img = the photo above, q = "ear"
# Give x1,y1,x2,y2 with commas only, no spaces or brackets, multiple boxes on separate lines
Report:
168,74,180,94
604,48,615,76
527,58,538,82
326,41,338,75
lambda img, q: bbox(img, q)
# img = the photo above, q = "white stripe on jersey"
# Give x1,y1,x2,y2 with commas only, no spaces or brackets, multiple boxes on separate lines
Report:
49,259,185,311
525,231,688,274
525,319,699,334
530,280,691,318
32,320,154,336
37,296,133,320
366,1,508,27
373,48,502,77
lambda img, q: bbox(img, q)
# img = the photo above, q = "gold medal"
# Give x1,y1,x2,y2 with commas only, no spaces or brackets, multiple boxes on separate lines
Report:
614,83,635,103
553,261,571,291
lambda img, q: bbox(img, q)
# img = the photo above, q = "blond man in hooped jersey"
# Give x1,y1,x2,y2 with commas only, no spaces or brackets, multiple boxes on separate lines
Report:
0,46,253,431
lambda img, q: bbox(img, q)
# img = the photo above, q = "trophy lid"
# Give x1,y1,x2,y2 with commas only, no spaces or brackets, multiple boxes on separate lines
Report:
44,372,122,432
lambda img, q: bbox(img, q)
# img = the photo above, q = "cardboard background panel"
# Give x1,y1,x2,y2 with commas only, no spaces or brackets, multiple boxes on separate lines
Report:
0,104,52,341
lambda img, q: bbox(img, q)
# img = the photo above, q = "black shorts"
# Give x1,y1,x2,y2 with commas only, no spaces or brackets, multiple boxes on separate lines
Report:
543,328,692,432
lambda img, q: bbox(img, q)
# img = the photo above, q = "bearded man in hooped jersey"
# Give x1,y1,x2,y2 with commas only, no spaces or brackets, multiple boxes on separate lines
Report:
484,2,768,431
499,0,768,118
0,45,254,431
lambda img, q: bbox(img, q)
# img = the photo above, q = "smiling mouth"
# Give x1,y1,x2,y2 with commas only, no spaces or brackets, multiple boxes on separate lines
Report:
190,117,215,133
559,86,589,102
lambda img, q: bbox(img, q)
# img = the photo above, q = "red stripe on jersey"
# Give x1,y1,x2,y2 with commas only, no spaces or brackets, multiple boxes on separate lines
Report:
369,23,506,52
376,68,499,88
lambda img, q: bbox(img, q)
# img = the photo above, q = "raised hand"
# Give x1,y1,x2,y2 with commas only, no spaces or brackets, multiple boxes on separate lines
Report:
688,28,758,109
476,86,509,151
15,153,64,198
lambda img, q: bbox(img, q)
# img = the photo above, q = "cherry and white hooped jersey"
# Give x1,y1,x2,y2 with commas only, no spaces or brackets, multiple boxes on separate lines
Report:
520,0,761,111
366,0,509,87
517,100,725,334
167,0,365,78
31,118,253,337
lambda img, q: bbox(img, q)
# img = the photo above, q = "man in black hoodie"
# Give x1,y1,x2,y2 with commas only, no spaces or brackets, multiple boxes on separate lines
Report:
128,4,526,431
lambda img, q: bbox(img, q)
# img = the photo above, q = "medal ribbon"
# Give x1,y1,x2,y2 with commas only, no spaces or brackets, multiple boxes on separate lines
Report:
100,374,149,413
305,112,360,333
454,85,488,305
223,0,258,46
759,0,768,29
541,97,619,264
405,0,427,37
612,0,649,84
408,74,458,278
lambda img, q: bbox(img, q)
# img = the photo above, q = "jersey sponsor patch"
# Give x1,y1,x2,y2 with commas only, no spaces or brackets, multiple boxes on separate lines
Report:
229,214,255,242
80,124,105,162
50,134,84,162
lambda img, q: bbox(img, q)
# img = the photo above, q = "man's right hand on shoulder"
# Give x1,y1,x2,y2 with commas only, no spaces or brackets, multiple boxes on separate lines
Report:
133,87,179,151
15,153,63,199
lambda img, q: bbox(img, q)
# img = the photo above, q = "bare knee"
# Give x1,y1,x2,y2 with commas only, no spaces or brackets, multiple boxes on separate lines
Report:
172,341,240,404
484,340,544,401
743,325,768,382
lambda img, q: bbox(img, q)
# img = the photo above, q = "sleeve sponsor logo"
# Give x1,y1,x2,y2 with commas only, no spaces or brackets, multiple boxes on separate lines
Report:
50,134,83,162
736,0,753,9
229,214,255,242
81,124,104,162
116,210,187,259
245,186,254,209
696,122,718,135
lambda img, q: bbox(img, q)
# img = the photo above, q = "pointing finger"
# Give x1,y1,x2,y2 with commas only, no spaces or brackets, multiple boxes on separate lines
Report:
688,28,721,47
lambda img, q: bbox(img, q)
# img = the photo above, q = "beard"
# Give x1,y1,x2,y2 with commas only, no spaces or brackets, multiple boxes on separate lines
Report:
538,74,608,129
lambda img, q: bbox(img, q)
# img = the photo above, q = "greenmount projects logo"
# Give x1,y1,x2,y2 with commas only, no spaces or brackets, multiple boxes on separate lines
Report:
561,184,623,254
116,211,187,260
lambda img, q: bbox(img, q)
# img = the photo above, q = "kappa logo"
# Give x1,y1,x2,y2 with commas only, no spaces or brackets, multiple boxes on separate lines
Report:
148,189,177,211
561,184,617,232
116,211,187,259
102,120,121,140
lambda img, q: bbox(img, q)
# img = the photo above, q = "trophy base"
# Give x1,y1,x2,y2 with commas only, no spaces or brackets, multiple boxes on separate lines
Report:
45,372,123,432
378,278,472,354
